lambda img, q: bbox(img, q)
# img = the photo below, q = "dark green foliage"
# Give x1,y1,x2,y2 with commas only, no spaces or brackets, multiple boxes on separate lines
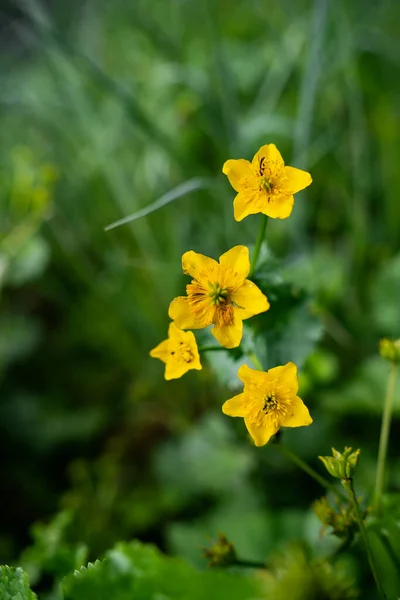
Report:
1,0,400,599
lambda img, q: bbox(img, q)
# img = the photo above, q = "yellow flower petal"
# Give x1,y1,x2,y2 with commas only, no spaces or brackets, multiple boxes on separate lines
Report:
183,329,202,371
245,417,279,446
251,143,284,174
219,245,250,285
237,364,267,386
149,339,170,362
168,321,183,340
182,250,219,286
275,362,298,394
231,280,270,320
222,393,250,417
168,324,202,367
212,319,243,348
164,357,201,380
282,166,312,194
233,191,264,222
281,395,313,427
260,194,294,219
222,159,254,192
169,296,205,329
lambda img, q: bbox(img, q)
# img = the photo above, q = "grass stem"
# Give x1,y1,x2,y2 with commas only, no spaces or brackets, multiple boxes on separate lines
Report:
348,480,386,599
274,444,347,502
374,362,398,515
249,215,268,277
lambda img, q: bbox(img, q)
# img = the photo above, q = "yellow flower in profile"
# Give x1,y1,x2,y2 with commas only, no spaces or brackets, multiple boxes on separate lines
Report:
150,322,202,380
223,144,312,221
222,363,312,446
168,246,269,349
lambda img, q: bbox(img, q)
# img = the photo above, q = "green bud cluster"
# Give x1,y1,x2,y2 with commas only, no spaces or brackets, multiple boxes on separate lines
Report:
202,532,237,567
313,496,359,539
319,447,360,481
379,338,400,363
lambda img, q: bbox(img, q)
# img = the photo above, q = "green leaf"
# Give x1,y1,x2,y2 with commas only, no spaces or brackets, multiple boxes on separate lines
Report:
20,511,88,586
249,243,324,370
0,566,37,600
254,287,323,370
5,236,50,287
367,516,400,598
153,413,254,500
62,540,266,600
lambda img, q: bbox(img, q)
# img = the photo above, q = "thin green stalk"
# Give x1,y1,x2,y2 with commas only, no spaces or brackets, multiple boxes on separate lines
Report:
249,215,268,277
374,362,398,515
347,481,386,599
198,345,227,353
274,444,347,502
247,352,264,371
232,559,268,570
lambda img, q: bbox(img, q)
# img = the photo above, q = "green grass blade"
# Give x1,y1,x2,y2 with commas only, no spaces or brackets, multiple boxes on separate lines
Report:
104,177,210,231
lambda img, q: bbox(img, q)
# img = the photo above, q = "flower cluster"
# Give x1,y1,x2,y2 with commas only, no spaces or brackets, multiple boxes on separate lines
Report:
150,143,313,446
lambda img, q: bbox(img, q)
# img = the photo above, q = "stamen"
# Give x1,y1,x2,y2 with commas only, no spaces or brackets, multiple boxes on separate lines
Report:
214,303,235,327
263,393,278,414
171,343,194,364
260,176,274,193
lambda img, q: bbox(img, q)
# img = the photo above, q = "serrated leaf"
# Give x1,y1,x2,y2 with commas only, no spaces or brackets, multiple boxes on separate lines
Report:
0,566,37,600
62,540,266,600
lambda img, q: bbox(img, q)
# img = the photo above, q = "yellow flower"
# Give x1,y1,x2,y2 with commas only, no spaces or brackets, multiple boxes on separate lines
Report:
222,143,312,221
222,363,312,446
150,322,202,380
168,245,269,349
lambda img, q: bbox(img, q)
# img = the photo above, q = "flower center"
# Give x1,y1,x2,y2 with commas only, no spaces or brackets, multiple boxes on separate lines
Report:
208,282,229,306
260,176,274,193
263,393,279,413
171,342,194,363
186,279,235,327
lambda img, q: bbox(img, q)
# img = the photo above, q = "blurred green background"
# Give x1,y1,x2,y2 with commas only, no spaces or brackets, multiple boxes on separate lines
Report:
1,0,400,597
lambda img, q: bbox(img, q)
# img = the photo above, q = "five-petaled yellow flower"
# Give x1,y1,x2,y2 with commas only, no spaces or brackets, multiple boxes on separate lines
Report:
222,363,312,446
150,322,202,380
168,245,269,349
223,143,312,221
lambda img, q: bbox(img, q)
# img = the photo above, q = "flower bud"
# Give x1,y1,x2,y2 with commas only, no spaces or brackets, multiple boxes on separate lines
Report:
202,532,237,567
379,338,400,363
319,447,360,481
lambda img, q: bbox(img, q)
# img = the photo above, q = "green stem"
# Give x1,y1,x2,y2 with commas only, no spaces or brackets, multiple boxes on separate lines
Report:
274,444,347,502
232,559,268,570
247,352,264,371
198,345,227,353
348,480,386,599
249,215,268,277
374,362,398,515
